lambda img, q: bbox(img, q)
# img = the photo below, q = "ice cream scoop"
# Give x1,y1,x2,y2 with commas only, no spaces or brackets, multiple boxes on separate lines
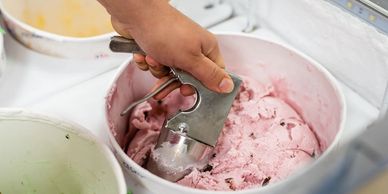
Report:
109,36,242,181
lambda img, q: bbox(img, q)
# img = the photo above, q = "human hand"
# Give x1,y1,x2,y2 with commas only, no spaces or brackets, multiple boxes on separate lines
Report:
99,0,234,99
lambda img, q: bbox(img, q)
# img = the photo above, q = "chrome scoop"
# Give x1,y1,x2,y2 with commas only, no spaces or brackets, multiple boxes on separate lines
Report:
109,36,242,182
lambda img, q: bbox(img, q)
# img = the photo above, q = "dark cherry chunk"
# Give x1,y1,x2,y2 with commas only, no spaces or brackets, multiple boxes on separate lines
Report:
202,164,213,172
225,178,233,183
262,176,271,186
225,178,235,190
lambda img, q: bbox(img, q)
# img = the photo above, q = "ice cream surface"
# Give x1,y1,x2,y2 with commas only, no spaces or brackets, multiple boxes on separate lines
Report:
125,77,320,191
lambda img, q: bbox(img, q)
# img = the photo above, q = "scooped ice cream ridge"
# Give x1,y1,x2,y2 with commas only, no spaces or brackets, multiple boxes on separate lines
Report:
126,77,320,191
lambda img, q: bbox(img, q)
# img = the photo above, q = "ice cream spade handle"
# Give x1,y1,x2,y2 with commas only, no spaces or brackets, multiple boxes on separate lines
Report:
109,36,146,55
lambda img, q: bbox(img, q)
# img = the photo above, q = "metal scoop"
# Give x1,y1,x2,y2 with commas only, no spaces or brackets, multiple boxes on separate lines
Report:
110,36,242,182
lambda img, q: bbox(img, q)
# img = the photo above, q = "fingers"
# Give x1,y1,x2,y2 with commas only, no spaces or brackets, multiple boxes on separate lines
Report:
194,33,233,93
133,54,148,71
151,78,196,100
146,56,170,78
145,55,161,67
135,57,182,100
133,54,171,79
153,81,195,100
180,84,195,96
142,53,233,99
185,55,234,93
149,66,170,78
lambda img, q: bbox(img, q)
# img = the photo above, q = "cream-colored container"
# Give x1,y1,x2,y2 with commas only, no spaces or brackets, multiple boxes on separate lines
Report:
0,0,116,59
0,109,126,194
105,33,346,194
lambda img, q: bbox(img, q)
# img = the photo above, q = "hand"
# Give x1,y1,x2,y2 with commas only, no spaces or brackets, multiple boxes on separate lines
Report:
99,0,234,99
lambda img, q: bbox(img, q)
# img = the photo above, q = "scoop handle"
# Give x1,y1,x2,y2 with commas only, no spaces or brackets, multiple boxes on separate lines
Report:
109,36,146,55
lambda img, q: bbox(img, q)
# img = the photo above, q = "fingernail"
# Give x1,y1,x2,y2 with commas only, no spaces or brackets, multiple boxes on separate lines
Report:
219,77,234,93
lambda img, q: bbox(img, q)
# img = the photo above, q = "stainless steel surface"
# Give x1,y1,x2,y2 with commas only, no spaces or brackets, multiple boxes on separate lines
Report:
167,68,242,147
145,69,241,182
329,0,388,34
109,36,242,182
359,0,388,16
146,125,213,182
109,36,146,55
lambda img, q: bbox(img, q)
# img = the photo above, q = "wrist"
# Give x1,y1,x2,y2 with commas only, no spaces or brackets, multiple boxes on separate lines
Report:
113,0,171,30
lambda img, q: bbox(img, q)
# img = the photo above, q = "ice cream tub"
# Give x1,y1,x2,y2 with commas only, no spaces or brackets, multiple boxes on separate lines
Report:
0,0,116,59
0,109,126,194
105,33,346,194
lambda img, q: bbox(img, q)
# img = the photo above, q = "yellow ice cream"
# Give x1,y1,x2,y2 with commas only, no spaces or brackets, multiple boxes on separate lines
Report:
4,0,113,37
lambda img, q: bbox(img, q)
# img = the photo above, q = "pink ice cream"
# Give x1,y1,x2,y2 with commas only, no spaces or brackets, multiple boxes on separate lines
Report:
125,77,320,191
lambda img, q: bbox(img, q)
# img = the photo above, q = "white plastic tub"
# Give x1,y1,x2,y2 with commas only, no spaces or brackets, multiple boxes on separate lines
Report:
0,109,126,194
0,0,115,59
105,33,346,194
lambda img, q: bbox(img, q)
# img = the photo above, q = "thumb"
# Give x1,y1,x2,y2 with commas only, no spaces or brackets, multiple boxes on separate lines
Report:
185,55,234,93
